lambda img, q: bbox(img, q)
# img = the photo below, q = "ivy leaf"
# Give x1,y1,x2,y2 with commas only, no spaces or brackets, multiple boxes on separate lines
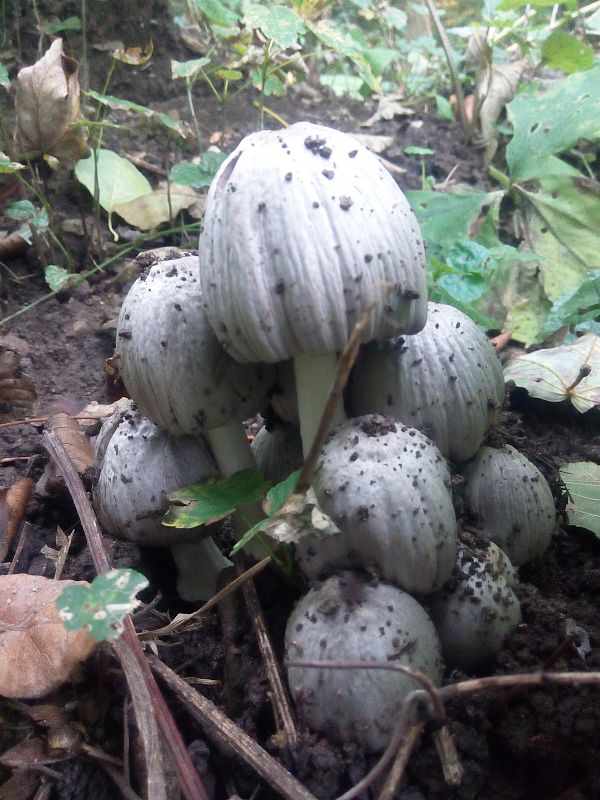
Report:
57,569,149,641
244,5,305,49
169,151,228,188
44,265,81,292
164,469,271,529
541,31,595,74
560,461,600,537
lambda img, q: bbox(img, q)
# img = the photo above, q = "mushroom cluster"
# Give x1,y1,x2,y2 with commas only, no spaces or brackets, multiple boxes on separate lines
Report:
95,122,557,754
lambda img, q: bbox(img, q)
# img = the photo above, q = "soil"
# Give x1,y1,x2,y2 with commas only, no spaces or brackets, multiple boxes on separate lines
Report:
1,18,600,800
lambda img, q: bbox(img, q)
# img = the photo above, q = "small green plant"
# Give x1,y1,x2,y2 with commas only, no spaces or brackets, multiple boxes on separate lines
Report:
404,145,435,190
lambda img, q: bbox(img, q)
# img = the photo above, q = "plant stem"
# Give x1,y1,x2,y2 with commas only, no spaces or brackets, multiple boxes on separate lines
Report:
488,165,511,187
293,351,346,457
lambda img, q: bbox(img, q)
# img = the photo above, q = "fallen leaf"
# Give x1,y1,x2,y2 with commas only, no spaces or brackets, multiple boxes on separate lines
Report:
77,397,131,436
15,38,89,163
113,182,203,230
46,412,94,474
0,574,97,699
0,477,33,561
0,346,37,423
476,60,525,164
350,133,394,155
504,333,600,411
361,93,414,126
560,461,600,536
261,487,340,545
111,41,153,65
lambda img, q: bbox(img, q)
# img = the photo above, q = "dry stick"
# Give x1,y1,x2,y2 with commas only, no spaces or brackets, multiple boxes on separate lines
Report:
432,725,463,786
423,0,471,141
377,721,425,800
149,657,317,800
236,560,298,748
43,431,209,800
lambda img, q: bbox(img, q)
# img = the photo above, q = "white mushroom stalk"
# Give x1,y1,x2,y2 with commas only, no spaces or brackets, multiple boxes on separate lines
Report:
116,254,274,478
199,122,428,455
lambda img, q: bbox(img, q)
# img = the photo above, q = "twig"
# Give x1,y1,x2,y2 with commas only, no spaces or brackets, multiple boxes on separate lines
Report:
377,722,425,800
43,430,209,800
422,0,471,140
433,725,463,785
235,559,298,748
149,656,319,800
8,520,31,575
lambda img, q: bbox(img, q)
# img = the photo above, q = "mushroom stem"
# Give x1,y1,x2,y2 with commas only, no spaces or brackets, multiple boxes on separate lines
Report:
205,421,257,478
171,537,233,602
293,352,346,456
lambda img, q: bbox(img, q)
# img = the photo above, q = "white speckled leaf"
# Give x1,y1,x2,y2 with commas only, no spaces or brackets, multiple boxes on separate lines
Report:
560,461,600,537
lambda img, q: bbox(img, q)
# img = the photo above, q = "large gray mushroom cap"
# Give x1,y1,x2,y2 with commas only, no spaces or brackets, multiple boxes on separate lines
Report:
199,121,427,364
285,572,443,753
461,444,556,566
117,254,273,437
296,414,458,594
427,542,522,672
350,302,505,463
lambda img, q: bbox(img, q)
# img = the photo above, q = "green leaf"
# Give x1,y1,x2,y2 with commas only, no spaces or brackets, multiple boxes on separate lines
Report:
541,31,595,74
41,15,82,34
404,145,434,156
44,265,76,292
0,64,9,89
6,200,36,221
363,47,398,77
504,333,600,411
560,461,600,536
171,57,211,80
213,68,244,81
75,149,152,236
506,67,600,183
384,7,407,29
517,174,600,302
57,569,149,641
164,469,272,528
244,5,305,49
169,151,228,188
197,0,240,28
499,0,567,9
319,74,366,99
0,154,24,173
86,91,188,137
264,469,301,516
435,94,454,121
544,271,600,336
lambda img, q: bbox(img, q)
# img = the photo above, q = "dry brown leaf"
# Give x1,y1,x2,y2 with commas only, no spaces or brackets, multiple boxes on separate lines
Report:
111,41,154,65
0,574,97,699
475,60,525,164
15,38,89,163
77,397,131,436
45,412,94,475
113,182,202,230
0,477,33,561
0,347,36,423
361,93,414,127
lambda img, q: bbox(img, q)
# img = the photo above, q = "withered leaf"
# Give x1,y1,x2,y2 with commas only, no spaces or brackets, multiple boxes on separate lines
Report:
0,346,36,422
0,477,33,561
15,38,89,163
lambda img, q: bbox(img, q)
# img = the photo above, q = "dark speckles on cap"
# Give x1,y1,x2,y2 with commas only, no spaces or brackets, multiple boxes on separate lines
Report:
322,169,335,180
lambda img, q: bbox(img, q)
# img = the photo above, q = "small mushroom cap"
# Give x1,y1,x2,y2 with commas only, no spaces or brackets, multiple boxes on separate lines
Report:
427,542,522,672
461,444,556,566
285,572,443,753
199,122,427,363
296,414,458,594
116,255,274,435
93,402,217,546
350,302,506,463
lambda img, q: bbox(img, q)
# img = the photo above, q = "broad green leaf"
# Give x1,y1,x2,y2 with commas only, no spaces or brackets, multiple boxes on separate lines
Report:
407,190,502,259
244,5,305,49
541,31,595,74
197,0,240,28
544,271,600,336
264,469,301,516
435,94,454,121
363,47,398,76
75,149,152,237
506,67,600,182
499,0,570,9
504,294,552,345
0,64,9,89
86,91,188,138
6,200,36,221
169,151,228,188
57,569,149,641
560,461,600,536
516,175,600,301
309,21,379,91
41,15,81,34
504,333,600,412
45,265,77,292
319,74,365,99
113,183,201,229
384,7,407,29
164,469,271,528
171,57,211,80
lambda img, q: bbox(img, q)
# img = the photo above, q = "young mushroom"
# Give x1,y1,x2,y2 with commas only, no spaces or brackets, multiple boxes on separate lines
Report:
461,445,556,566
199,121,428,454
285,571,443,753
93,403,231,601
116,254,273,477
427,542,522,672
349,302,505,463
295,414,458,594
250,419,303,484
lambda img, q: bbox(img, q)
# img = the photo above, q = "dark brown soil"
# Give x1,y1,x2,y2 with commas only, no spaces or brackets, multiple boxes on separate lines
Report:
1,23,600,800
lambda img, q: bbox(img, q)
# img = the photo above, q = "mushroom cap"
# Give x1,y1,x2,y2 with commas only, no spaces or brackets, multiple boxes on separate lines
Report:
199,122,427,363
251,421,303,484
461,444,556,566
427,542,522,672
285,572,443,753
116,254,274,435
296,414,458,594
349,302,505,463
93,402,218,546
